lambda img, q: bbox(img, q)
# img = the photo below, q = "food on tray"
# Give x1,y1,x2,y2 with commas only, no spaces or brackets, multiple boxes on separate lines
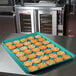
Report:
12,49,20,53
43,40,50,44
55,57,63,62
28,45,35,49
35,35,42,39
19,56,27,61
24,42,31,45
5,42,13,46
39,38,45,42
16,52,24,57
36,52,45,56
51,47,60,52
31,39,38,43
57,51,65,56
49,53,58,58
32,58,41,64
28,54,37,59
27,36,34,40
16,43,23,47
28,66,39,71
38,63,47,68
20,38,27,42
20,46,28,51
32,48,40,52
13,40,20,44
46,60,55,65
8,45,16,50
39,45,47,50
47,44,55,48
24,50,32,54
44,49,52,54
35,42,42,46
24,61,33,67
63,55,71,60
40,55,49,61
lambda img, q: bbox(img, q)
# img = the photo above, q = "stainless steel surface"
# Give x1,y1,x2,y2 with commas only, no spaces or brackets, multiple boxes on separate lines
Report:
0,33,76,76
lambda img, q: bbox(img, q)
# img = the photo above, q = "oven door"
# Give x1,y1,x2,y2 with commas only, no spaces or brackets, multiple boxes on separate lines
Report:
16,10,36,34
0,0,13,6
38,10,57,35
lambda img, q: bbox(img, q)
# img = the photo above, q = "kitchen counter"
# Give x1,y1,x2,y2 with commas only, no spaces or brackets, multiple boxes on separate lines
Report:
0,33,76,76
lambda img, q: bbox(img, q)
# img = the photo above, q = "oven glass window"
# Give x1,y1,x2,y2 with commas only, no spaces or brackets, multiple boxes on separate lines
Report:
20,14,32,32
40,14,52,34
0,0,8,4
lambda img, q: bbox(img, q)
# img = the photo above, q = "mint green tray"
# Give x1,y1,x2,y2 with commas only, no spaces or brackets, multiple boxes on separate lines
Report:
2,32,75,73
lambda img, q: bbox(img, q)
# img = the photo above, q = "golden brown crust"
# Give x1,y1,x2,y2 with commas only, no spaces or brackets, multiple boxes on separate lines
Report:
62,55,71,60
35,35,42,39
36,52,45,56
51,47,60,52
35,42,42,46
55,57,63,62
46,60,55,65
24,42,31,45
16,43,23,47
20,38,27,42
32,48,40,52
28,66,39,71
8,45,16,50
39,46,47,50
5,42,13,46
24,50,32,54
38,38,45,42
57,51,65,56
20,46,28,51
28,54,37,59
16,52,24,57
24,61,33,67
27,36,34,40
28,45,35,49
19,56,27,61
38,63,47,68
49,53,58,58
12,49,20,53
47,44,55,48
43,41,50,44
32,58,41,64
31,39,38,43
44,49,52,54
40,55,49,61
13,40,20,44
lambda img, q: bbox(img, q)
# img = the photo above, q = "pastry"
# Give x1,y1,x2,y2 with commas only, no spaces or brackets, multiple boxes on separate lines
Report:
55,57,63,62
24,42,31,45
28,66,39,71
8,45,16,50
31,39,38,43
5,42,12,46
39,38,45,42
39,46,47,50
28,54,37,59
44,49,52,54
40,55,49,61
47,44,55,48
46,60,55,65
57,51,65,56
16,43,23,47
13,40,20,44
35,42,42,46
24,61,33,67
28,45,35,49
43,41,50,44
24,50,32,54
63,55,71,60
32,58,41,64
19,56,27,61
51,47,60,52
35,35,42,39
20,38,27,42
32,48,40,52
27,36,34,40
16,52,24,57
36,52,45,56
20,46,28,51
49,53,58,58
38,63,47,68
12,49,20,53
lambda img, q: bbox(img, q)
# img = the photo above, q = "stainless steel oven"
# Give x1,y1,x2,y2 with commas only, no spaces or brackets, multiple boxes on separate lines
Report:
16,9,36,34
38,10,57,35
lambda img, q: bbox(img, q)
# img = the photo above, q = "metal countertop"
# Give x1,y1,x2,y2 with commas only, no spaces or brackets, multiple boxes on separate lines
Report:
0,33,76,76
